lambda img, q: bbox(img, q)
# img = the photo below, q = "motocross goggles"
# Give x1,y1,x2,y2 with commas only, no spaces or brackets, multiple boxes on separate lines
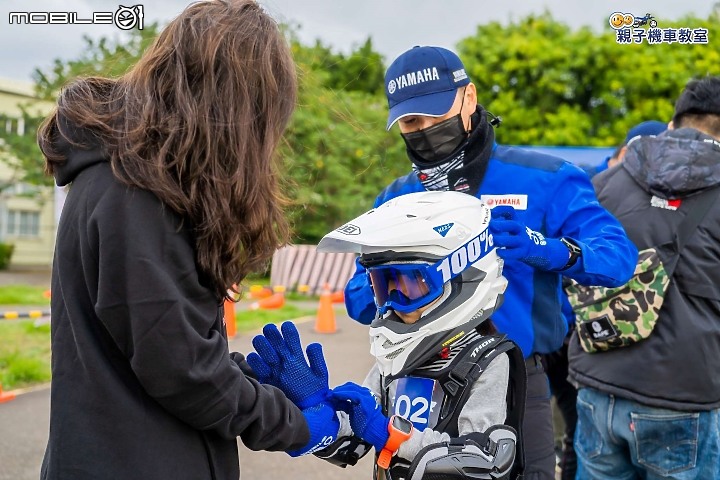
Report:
366,230,494,315
367,262,444,315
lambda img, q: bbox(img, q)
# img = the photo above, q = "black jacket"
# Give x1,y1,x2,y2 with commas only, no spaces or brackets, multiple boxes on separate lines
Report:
568,128,720,411
41,119,309,480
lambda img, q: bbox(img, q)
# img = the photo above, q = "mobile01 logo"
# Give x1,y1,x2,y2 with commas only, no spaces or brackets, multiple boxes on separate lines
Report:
9,5,144,31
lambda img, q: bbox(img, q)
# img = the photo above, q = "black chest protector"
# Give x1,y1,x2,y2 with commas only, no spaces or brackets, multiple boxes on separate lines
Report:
377,333,527,480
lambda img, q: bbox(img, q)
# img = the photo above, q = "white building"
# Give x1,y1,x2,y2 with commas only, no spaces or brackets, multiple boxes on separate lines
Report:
0,78,57,268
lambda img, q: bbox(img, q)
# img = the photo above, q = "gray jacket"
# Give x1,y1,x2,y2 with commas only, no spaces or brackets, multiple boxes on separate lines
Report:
568,128,720,411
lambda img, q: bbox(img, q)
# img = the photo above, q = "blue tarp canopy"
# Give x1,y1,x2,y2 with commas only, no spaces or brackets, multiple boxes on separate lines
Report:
513,146,614,168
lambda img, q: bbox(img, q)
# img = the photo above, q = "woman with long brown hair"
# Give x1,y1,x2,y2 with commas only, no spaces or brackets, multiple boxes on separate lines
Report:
37,2,336,478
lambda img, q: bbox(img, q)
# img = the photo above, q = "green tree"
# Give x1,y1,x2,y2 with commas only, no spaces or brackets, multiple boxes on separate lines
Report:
281,61,406,243
5,13,719,242
324,38,386,94
0,112,50,187
0,25,162,188
458,12,720,146
1,24,400,242
33,25,161,101
288,34,385,95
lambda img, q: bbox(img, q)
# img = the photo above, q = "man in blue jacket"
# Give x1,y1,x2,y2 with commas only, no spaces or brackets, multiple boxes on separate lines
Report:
343,45,637,479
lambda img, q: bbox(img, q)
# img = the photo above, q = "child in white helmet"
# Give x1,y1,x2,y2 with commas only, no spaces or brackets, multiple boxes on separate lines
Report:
315,190,527,480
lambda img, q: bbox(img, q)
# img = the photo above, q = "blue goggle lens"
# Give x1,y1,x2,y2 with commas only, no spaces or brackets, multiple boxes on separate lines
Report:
367,264,443,314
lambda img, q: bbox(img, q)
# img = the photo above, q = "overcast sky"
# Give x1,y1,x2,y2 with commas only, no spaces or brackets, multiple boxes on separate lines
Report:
0,0,716,84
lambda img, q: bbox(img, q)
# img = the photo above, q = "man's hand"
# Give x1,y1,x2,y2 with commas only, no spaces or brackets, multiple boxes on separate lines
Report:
489,206,571,270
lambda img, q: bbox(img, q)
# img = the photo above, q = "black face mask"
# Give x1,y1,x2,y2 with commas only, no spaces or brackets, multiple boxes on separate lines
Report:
401,114,469,165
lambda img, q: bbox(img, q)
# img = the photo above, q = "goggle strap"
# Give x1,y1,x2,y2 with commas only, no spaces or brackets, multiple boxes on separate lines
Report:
429,229,494,285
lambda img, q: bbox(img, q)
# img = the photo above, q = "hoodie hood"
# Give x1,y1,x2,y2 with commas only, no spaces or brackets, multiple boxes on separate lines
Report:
622,127,720,198
51,114,109,187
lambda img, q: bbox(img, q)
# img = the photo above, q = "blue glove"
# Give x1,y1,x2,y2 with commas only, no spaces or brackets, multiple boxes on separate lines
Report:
245,349,275,385
287,402,340,457
489,206,570,271
246,321,330,409
330,382,390,451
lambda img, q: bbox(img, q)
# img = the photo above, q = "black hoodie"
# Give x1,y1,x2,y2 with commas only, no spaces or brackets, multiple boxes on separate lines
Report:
41,118,309,480
568,128,720,411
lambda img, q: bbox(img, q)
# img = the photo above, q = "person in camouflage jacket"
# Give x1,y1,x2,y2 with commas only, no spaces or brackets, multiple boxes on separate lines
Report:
568,76,720,480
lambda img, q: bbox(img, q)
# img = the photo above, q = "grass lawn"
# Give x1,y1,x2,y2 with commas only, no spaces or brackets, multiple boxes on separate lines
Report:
0,304,316,390
234,305,316,334
0,319,51,390
0,285,50,306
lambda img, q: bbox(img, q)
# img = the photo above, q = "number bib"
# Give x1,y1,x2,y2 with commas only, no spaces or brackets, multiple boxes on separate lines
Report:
390,376,443,431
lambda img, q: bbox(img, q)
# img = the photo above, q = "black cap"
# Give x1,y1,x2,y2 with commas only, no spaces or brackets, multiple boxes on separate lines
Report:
673,76,720,122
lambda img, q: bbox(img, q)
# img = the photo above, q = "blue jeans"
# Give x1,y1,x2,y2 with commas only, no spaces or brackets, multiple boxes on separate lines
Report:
574,387,720,480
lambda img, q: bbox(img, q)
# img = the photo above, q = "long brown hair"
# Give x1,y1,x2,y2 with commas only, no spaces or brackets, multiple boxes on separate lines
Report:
38,0,297,300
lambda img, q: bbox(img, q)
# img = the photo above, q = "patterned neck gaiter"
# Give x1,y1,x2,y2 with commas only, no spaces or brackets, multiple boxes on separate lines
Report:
412,152,466,192
407,107,495,196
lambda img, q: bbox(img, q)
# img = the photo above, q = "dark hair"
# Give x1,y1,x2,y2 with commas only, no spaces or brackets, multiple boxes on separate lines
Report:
673,76,720,130
675,113,720,139
38,0,297,300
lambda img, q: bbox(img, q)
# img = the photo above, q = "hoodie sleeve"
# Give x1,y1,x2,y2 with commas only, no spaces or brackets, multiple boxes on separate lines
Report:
88,183,309,451
545,162,638,287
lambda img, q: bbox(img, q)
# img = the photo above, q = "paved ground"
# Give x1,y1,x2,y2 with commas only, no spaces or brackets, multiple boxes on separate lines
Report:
0,270,563,478
0,388,50,480
0,313,376,480
0,269,52,287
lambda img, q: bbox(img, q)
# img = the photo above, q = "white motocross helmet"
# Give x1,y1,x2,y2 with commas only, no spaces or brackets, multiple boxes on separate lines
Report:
318,191,507,380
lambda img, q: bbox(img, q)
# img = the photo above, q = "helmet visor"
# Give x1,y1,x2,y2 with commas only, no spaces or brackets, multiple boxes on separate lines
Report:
367,263,444,314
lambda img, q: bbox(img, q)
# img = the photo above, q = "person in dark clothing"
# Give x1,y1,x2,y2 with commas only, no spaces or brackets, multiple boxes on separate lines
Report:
542,294,578,480
580,121,668,178
568,76,720,479
549,119,668,480
36,2,338,479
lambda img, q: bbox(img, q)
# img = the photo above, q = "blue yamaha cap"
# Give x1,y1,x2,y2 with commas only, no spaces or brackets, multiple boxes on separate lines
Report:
384,46,470,130
624,120,667,144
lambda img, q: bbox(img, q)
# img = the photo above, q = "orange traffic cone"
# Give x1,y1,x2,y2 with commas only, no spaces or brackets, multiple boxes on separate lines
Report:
250,293,285,310
224,285,239,338
315,283,337,334
0,382,15,404
248,285,273,299
224,298,236,338
330,290,345,304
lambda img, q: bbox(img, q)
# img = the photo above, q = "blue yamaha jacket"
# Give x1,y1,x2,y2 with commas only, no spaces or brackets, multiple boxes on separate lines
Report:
345,144,637,357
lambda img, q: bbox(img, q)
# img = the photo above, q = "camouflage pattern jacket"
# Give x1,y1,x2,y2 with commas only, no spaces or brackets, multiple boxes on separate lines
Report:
568,128,720,411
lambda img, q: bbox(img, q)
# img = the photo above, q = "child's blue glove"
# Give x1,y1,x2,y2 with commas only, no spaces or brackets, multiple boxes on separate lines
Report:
330,382,390,451
489,206,570,271
246,321,330,409
287,402,340,457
